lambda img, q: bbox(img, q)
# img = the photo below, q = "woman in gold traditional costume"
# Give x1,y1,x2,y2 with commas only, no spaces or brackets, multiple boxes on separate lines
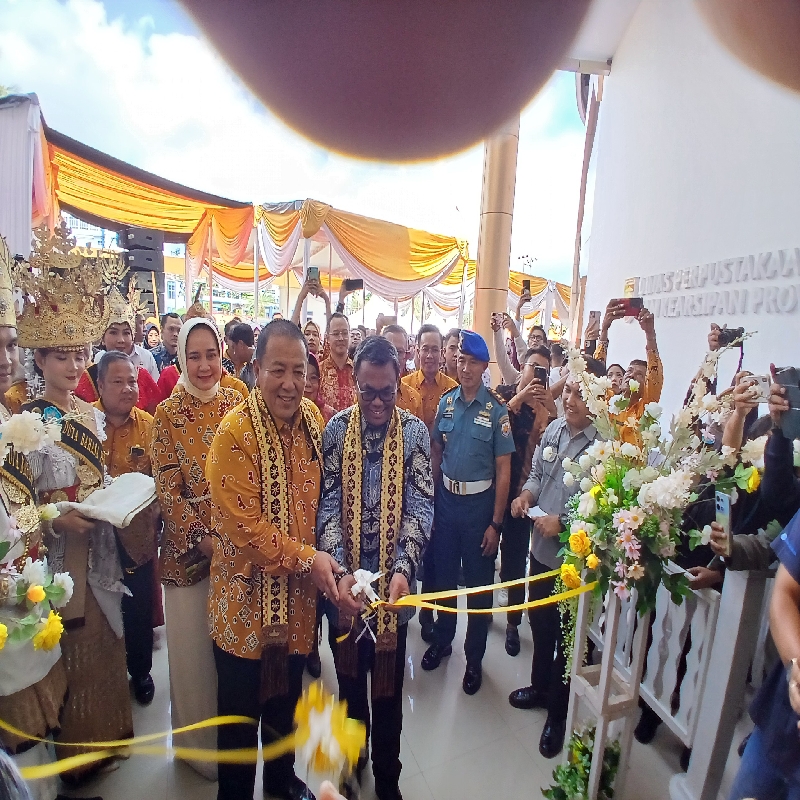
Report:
0,236,68,800
15,224,133,785
150,317,244,780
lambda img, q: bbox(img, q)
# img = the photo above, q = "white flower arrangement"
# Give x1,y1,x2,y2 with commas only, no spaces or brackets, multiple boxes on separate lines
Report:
556,331,760,624
0,410,61,460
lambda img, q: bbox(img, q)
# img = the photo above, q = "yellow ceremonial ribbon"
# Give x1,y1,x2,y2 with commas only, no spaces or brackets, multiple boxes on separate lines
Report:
343,572,598,628
0,715,263,781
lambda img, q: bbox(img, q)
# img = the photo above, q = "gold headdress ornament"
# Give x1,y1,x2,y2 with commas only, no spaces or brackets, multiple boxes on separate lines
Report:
101,257,146,331
0,236,17,328
185,283,211,320
14,221,110,350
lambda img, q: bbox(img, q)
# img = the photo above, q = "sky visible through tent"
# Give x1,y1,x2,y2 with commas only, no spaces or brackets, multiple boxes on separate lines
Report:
0,0,586,285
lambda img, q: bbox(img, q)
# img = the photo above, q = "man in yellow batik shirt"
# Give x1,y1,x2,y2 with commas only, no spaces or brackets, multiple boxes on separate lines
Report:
207,319,343,800
402,324,458,431
594,301,663,441
94,350,158,706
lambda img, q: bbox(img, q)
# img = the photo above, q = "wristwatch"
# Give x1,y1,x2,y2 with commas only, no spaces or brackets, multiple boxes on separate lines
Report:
489,520,503,535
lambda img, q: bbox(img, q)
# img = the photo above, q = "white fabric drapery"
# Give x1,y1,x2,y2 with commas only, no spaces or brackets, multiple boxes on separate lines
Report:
508,279,570,331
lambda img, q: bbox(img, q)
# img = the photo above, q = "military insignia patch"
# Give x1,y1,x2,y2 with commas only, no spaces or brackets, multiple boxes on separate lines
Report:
500,416,511,437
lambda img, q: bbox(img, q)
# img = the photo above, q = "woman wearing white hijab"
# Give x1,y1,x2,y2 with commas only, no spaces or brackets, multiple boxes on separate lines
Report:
150,318,245,779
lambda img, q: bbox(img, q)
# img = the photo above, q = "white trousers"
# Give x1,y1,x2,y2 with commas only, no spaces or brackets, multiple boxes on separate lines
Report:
164,579,218,781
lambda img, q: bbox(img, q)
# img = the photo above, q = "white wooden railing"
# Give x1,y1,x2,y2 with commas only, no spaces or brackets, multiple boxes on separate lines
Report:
584,563,774,800
588,562,721,749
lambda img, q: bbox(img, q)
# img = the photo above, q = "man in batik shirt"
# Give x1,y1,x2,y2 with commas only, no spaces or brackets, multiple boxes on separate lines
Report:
318,336,433,800
207,319,342,800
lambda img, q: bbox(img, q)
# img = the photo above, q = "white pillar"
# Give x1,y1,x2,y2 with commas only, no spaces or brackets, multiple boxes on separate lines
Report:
473,116,520,384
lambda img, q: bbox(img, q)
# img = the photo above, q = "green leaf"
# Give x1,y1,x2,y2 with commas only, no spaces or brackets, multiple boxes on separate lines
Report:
46,586,65,604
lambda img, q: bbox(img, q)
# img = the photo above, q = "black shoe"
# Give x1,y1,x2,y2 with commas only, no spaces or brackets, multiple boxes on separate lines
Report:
634,704,662,744
539,716,567,759
306,649,322,679
420,621,435,644
132,674,155,705
508,686,547,710
421,643,452,671
505,624,520,657
267,776,317,800
462,664,482,695
679,746,692,772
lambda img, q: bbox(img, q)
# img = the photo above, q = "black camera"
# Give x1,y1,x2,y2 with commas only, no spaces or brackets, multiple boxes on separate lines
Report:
718,326,745,347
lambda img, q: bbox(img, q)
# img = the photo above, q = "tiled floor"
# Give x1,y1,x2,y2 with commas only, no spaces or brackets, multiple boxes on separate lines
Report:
56,595,748,800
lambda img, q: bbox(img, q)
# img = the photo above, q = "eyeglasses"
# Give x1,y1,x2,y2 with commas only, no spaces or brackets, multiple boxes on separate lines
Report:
419,346,441,356
356,381,397,404
329,331,349,339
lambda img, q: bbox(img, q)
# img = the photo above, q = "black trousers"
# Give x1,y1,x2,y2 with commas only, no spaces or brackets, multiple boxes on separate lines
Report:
328,623,407,793
118,547,154,680
213,644,305,800
528,556,570,721
500,509,531,627
433,486,496,666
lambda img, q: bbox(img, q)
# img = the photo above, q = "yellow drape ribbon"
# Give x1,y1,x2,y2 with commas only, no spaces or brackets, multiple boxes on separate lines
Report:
0,715,277,780
336,573,597,641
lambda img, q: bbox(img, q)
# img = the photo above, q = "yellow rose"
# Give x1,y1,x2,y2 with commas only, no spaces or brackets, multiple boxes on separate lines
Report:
560,563,581,590
26,584,46,604
747,468,761,493
569,530,592,558
32,611,64,652
586,553,600,571
0,623,7,650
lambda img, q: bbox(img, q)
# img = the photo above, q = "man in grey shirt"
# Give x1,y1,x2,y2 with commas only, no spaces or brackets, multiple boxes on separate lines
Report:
507,357,606,759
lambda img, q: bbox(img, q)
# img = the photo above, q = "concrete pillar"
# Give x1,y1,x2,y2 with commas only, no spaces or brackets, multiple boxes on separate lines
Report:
473,116,520,384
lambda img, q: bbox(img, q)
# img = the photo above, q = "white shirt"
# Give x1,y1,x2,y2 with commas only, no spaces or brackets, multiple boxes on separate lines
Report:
96,344,160,381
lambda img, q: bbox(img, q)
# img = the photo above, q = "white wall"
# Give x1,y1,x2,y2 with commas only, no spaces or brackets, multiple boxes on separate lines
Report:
584,0,800,414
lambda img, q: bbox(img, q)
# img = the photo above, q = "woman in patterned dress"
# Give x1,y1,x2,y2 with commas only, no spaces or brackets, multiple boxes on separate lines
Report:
150,318,244,780
24,347,133,784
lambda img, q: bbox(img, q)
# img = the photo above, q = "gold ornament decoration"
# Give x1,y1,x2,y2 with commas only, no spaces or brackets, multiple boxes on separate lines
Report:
101,256,146,332
0,237,16,328
14,222,109,350
185,283,211,320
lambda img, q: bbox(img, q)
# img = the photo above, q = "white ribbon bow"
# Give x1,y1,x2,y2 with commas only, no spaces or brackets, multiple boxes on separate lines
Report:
350,569,383,604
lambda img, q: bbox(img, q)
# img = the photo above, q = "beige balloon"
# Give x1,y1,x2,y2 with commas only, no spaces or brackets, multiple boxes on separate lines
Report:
179,0,592,162
695,0,800,93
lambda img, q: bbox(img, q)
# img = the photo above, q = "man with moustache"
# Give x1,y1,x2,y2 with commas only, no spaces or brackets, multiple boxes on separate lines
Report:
318,336,433,800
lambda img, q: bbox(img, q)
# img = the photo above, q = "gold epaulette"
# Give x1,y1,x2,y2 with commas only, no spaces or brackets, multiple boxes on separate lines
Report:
487,387,507,406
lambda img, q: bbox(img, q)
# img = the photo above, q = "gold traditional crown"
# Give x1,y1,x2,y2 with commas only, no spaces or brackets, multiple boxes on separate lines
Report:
102,257,146,331
0,236,17,328
14,222,110,350
185,283,210,320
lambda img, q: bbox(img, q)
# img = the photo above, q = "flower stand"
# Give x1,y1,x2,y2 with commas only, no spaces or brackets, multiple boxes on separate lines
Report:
563,588,651,800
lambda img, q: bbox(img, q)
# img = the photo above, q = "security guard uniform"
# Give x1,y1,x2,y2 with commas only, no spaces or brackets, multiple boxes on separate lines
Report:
428,375,515,669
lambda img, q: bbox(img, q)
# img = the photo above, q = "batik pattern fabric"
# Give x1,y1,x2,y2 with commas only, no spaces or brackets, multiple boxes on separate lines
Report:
317,406,434,623
317,356,356,413
207,393,323,661
94,401,156,567
151,385,244,587
401,369,458,431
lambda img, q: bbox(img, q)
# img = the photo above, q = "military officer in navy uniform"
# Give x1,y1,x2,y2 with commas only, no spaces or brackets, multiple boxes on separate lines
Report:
421,330,514,695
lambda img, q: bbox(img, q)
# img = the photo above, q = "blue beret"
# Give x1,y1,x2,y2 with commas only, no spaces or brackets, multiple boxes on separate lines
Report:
459,330,490,362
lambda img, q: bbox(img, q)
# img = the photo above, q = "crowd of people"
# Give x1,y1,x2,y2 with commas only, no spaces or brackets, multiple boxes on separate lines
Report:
0,226,798,800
